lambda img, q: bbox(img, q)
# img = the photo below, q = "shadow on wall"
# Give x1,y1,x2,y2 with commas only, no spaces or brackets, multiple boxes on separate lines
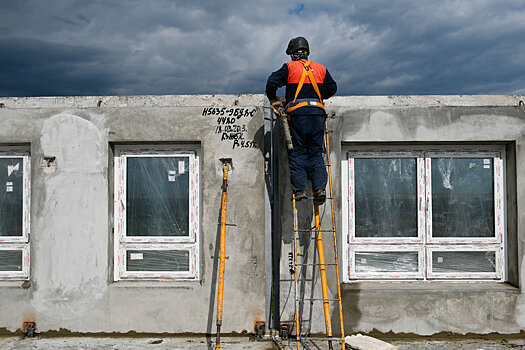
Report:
336,289,361,336
206,189,224,350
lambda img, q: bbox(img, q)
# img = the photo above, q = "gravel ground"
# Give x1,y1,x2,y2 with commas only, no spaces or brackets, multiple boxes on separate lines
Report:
1,336,524,350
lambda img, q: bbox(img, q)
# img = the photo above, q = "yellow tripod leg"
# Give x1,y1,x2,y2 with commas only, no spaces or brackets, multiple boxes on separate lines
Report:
215,160,230,349
314,204,333,349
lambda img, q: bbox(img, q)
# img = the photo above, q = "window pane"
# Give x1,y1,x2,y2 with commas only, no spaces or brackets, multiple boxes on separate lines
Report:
432,251,496,273
431,158,494,238
126,250,190,272
355,251,418,272
354,158,418,238
0,158,23,237
126,157,189,236
0,250,23,271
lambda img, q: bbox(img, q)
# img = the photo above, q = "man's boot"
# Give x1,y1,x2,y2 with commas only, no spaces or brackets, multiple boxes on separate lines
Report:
313,189,326,205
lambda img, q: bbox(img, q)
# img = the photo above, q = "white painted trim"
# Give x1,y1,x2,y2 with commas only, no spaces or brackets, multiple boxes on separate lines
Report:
341,157,349,282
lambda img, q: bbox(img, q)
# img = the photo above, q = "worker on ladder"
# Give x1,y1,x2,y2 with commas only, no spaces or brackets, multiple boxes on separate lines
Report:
266,36,337,205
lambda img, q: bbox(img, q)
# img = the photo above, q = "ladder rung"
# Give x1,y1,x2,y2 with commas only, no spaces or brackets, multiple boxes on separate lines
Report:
298,337,344,342
294,229,335,233
292,197,334,201
297,298,341,302
296,263,338,266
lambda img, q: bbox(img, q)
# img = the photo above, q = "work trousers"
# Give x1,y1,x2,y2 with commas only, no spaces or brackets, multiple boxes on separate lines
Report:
287,114,327,192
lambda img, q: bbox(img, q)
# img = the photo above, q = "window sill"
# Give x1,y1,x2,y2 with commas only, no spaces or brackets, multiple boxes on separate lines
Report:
0,280,30,288
342,281,519,293
110,280,200,289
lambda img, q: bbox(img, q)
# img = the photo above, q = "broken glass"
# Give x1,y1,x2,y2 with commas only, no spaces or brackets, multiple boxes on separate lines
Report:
126,157,189,237
0,158,23,237
0,250,23,271
354,158,418,238
431,158,494,238
126,250,190,272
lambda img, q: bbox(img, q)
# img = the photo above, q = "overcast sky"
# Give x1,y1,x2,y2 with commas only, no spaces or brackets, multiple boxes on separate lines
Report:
1,0,524,97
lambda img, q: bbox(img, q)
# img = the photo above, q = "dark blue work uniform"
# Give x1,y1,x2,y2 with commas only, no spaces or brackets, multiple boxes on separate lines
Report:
265,59,337,192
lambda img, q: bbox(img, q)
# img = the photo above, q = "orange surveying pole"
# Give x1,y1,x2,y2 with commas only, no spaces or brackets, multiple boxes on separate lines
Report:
215,158,232,349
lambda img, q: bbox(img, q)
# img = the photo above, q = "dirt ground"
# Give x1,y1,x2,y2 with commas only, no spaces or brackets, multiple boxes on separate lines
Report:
1,335,525,350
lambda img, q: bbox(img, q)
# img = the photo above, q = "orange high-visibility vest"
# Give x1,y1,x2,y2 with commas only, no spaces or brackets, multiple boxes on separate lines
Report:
285,60,326,113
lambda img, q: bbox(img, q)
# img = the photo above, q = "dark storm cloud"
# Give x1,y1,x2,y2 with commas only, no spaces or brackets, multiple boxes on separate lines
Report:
1,0,524,97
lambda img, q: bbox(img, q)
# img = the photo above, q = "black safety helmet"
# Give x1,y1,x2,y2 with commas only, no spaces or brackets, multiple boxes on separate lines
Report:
286,37,309,55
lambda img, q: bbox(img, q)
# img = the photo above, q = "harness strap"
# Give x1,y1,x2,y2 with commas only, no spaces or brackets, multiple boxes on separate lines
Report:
292,60,323,106
285,99,325,113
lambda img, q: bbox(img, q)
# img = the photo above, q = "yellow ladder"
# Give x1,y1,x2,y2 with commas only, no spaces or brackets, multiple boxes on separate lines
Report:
292,128,345,350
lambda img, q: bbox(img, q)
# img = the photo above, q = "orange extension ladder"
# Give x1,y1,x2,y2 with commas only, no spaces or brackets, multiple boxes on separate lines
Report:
291,127,345,350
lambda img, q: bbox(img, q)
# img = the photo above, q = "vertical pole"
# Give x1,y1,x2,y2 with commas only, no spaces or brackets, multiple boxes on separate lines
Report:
216,160,230,349
271,110,281,332
314,204,333,350
292,194,301,350
325,128,346,349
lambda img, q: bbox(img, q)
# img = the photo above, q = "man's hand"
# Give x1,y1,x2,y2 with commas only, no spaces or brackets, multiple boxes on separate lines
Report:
269,99,284,116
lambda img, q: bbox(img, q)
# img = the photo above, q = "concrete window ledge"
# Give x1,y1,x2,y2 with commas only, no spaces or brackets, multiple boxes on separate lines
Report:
110,280,199,289
341,281,519,293
0,281,31,289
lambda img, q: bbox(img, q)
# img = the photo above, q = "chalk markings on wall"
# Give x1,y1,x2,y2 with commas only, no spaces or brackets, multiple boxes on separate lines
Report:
202,107,258,149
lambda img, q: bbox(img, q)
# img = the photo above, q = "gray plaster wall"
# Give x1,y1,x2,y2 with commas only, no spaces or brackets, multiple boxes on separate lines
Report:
0,95,266,334
2,94,525,337
277,95,525,336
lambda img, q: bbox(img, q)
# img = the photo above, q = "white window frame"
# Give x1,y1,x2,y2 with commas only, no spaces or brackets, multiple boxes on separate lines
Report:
0,148,30,280
425,151,504,245
347,151,425,245
348,244,424,280
426,245,503,280
342,146,506,282
0,244,30,280
113,145,200,281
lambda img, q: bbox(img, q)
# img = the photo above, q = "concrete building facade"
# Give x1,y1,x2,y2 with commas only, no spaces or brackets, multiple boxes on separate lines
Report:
0,94,524,337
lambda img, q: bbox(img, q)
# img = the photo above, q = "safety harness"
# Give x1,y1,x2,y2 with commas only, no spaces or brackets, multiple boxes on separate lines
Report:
285,60,325,113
